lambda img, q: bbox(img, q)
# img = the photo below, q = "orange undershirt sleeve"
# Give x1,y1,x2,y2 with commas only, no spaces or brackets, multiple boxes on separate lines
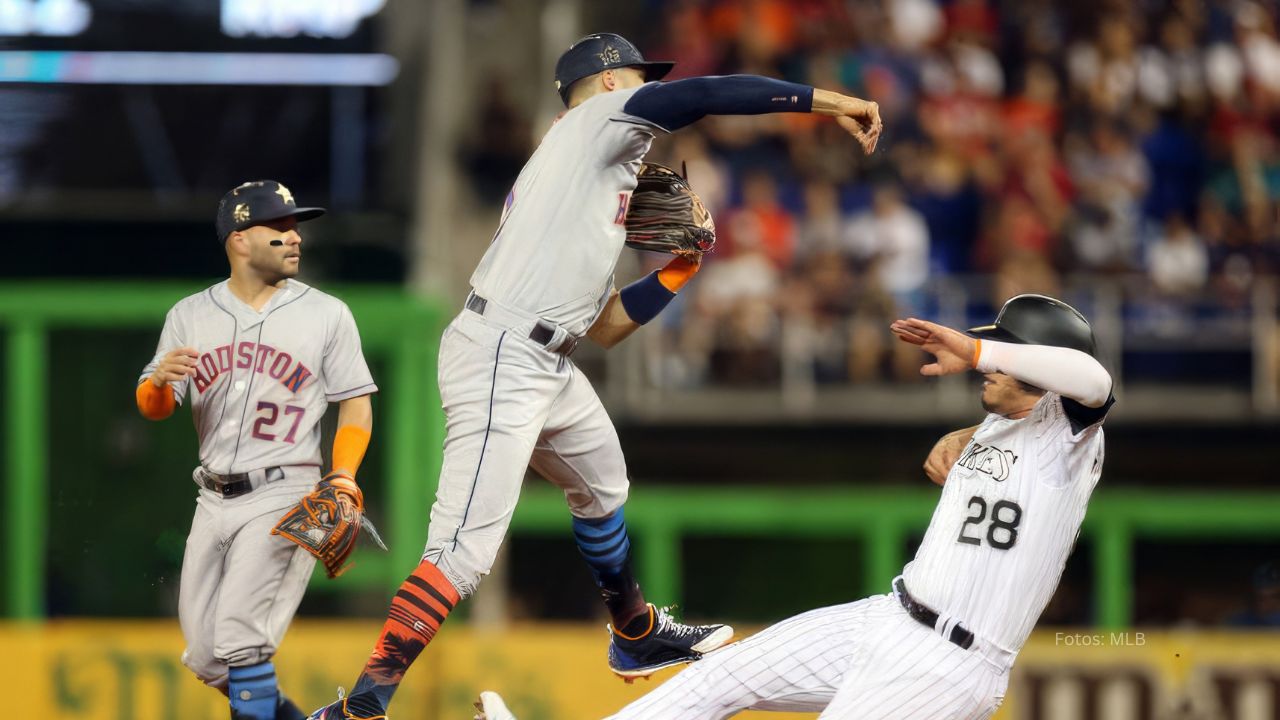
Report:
136,381,176,421
330,425,372,479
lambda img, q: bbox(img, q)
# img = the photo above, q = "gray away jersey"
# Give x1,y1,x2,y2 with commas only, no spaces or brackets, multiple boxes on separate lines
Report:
469,84,663,336
139,279,377,474
902,393,1106,653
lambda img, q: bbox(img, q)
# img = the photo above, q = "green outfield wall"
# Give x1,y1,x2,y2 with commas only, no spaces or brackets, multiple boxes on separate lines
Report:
3,283,1279,628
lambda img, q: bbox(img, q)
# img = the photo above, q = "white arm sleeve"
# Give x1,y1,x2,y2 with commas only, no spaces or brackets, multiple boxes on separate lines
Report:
975,340,1112,408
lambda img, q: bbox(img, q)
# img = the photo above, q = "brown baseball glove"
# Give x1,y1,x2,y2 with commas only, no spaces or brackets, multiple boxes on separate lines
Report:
624,162,716,257
272,473,386,578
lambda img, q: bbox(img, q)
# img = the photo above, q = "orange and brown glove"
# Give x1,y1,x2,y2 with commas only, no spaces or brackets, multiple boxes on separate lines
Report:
272,473,386,578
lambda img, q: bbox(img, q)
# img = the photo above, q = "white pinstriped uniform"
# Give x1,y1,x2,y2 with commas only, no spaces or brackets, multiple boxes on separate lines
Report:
606,392,1106,720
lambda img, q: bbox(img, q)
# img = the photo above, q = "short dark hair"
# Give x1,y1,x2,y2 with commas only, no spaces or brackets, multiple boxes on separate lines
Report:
1015,379,1045,396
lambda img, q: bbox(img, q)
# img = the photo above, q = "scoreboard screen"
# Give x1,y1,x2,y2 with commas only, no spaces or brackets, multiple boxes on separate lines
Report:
2,0,385,48
0,0,396,210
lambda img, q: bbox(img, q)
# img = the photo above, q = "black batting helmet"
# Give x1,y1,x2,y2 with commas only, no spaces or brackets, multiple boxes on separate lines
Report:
967,294,1097,356
553,33,674,106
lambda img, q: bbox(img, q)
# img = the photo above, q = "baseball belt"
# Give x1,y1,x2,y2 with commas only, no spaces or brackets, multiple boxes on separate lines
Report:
465,292,579,357
195,466,285,498
893,577,976,651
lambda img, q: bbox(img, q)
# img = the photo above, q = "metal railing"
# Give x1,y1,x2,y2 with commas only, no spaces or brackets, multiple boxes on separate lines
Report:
597,274,1280,421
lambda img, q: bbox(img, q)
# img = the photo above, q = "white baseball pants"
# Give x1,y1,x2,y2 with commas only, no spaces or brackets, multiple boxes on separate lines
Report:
607,594,1009,720
178,468,318,688
423,309,629,599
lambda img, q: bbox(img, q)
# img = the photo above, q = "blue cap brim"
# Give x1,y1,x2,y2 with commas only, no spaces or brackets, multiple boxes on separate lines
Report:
633,61,674,81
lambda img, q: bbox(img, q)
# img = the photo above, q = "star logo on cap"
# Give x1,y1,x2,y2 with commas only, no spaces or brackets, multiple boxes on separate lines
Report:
233,203,250,223
275,183,295,205
597,45,621,65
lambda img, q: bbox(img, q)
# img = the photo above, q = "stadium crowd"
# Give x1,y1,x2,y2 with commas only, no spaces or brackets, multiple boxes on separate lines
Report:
470,0,1280,386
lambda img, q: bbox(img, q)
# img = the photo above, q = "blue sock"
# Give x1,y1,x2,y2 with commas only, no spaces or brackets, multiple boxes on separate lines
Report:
572,509,648,629
228,662,279,720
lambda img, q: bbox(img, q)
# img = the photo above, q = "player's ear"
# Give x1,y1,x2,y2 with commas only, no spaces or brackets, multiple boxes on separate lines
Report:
601,69,617,91
225,231,247,255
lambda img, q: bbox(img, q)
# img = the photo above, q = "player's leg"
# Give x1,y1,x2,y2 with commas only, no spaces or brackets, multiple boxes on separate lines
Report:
475,601,869,720
328,319,566,718
603,596,887,720
178,495,230,689
815,604,1008,720
214,483,318,720
530,363,730,676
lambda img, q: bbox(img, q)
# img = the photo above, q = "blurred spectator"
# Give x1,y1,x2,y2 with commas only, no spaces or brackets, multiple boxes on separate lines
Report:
1067,14,1141,115
905,146,981,273
722,170,796,268
784,249,858,383
687,214,782,384
1226,561,1280,627
1137,14,1208,111
1234,1,1280,109
1002,60,1062,139
992,251,1061,309
843,182,932,381
1141,108,1206,224
887,0,943,51
1146,212,1209,296
794,180,845,258
1066,119,1150,271
461,75,532,204
844,182,930,316
668,130,732,217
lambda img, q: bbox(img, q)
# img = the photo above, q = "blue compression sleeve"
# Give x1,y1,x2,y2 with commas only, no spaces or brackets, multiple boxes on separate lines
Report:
622,75,815,132
618,271,676,325
228,662,279,720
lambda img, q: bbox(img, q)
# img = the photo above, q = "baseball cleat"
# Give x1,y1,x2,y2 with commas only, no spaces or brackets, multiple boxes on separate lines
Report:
473,691,517,720
607,604,734,679
306,689,387,720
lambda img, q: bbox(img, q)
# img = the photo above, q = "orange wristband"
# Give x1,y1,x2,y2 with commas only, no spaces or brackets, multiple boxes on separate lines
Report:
331,424,372,478
971,338,983,369
656,256,701,293
136,381,176,421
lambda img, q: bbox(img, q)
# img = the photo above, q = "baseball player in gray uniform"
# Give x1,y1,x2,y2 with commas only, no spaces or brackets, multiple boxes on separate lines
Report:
476,294,1115,720
309,32,882,720
137,180,378,720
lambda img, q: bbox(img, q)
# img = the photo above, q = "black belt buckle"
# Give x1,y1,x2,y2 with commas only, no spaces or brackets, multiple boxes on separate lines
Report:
895,579,975,650
219,478,253,498
203,468,276,498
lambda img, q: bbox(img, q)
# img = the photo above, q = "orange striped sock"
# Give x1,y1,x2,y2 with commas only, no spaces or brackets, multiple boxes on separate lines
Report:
350,560,460,709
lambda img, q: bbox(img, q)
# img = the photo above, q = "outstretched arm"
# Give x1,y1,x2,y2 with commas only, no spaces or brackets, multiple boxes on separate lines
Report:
890,318,1112,407
623,75,881,152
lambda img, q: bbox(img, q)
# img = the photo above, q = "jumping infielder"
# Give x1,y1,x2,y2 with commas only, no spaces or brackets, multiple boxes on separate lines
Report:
476,294,1115,720
310,32,882,720
137,180,377,720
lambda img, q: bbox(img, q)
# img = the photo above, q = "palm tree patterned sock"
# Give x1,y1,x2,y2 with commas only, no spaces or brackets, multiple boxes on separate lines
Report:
348,560,460,711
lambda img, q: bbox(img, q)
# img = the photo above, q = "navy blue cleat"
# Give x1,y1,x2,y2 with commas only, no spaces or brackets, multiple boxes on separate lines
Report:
306,691,386,720
607,604,734,680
